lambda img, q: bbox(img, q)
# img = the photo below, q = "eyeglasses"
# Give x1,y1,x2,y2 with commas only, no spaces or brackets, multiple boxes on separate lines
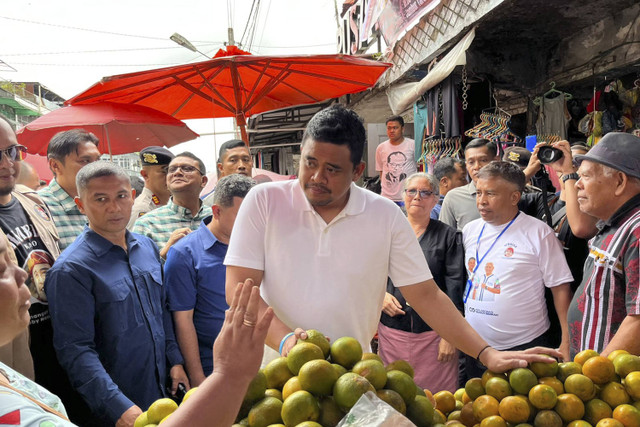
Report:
404,189,434,198
167,164,202,175
0,145,27,162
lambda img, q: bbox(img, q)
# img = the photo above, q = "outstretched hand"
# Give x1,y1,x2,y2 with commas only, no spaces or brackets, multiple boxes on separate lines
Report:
482,346,563,373
212,279,274,379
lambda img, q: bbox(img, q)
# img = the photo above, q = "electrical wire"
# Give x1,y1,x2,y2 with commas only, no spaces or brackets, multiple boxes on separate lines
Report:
0,44,222,56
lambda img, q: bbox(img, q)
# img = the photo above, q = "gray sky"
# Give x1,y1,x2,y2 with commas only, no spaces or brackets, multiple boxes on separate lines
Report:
0,0,338,98
0,0,339,169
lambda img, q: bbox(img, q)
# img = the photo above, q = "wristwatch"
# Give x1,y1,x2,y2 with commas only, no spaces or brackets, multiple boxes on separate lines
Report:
561,173,580,183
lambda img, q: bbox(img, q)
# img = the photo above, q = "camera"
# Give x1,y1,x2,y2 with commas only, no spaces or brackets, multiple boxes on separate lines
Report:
537,146,563,164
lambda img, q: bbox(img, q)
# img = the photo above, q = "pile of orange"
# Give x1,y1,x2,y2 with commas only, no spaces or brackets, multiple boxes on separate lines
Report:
429,350,640,427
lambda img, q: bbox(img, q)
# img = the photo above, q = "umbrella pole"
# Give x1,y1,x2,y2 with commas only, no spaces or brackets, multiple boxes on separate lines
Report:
104,126,113,161
235,114,249,147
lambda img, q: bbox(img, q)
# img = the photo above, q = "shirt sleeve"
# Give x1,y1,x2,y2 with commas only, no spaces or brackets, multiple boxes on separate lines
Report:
0,393,76,427
539,231,574,288
131,216,152,240
45,266,134,423
375,144,383,172
388,208,433,287
439,193,457,229
444,230,466,312
624,231,640,315
224,186,267,271
164,245,198,311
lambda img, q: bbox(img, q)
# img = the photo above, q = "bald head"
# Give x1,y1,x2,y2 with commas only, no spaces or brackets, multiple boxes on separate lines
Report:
17,161,40,190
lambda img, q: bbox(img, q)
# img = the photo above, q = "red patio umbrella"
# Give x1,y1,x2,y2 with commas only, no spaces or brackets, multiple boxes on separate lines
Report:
66,47,391,143
17,102,199,156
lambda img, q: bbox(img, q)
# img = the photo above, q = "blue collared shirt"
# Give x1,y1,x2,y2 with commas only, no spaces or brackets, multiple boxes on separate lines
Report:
45,227,183,424
165,217,228,375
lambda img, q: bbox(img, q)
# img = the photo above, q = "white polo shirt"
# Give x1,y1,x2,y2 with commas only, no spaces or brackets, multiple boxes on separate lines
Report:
225,180,432,348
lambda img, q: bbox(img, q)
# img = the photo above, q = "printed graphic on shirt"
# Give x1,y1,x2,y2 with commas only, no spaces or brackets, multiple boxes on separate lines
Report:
467,260,501,302
22,250,54,303
4,223,41,252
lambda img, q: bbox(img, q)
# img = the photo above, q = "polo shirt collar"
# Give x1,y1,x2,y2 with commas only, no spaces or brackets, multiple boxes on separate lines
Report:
291,180,366,217
198,216,222,251
84,226,139,257
466,181,477,195
598,193,640,230
166,197,204,218
50,179,78,212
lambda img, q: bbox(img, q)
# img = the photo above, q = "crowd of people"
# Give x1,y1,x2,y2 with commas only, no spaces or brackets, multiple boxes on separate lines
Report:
0,104,637,426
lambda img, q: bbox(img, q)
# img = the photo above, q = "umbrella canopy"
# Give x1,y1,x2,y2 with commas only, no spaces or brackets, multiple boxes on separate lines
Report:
17,102,199,156
66,48,391,142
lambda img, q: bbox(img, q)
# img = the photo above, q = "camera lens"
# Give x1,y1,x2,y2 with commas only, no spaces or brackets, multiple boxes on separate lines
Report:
538,146,563,164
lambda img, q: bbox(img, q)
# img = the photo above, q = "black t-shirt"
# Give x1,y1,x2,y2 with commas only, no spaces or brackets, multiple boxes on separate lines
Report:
0,198,58,387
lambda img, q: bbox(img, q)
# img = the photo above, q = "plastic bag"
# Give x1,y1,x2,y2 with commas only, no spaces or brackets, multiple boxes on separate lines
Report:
337,392,415,427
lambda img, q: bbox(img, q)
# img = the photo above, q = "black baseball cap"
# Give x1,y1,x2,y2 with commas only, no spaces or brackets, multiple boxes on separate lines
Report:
139,146,175,166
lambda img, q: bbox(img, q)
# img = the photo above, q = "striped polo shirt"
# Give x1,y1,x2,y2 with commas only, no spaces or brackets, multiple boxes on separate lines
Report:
567,193,640,357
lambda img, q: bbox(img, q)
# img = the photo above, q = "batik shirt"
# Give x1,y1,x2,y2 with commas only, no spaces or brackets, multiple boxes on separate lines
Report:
38,179,86,251
567,194,640,357
132,198,209,251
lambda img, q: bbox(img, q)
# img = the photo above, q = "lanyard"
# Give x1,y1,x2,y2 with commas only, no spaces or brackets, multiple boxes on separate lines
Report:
464,211,519,303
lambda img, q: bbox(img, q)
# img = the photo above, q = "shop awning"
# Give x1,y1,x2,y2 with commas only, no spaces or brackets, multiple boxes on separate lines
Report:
386,27,476,114
0,98,41,116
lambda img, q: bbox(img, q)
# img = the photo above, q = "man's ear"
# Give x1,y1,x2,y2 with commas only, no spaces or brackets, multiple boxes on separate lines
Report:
211,205,220,219
48,158,62,177
74,196,85,214
511,191,522,206
131,188,136,199
140,169,149,181
352,161,366,181
200,175,208,189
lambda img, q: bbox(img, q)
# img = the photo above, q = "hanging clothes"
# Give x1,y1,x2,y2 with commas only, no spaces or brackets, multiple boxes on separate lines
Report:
414,100,428,163
536,96,571,140
424,75,461,139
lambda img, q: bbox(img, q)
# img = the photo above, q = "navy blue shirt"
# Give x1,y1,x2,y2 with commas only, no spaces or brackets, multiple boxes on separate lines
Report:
45,227,183,424
165,217,229,375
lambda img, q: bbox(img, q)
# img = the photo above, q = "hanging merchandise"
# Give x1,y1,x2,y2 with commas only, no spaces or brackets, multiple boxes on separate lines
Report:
464,108,520,143
413,100,429,163
424,75,462,139
419,136,463,173
534,82,572,140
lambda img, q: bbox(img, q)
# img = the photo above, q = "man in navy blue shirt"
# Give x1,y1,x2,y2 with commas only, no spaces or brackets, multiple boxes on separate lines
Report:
165,174,255,386
45,161,187,427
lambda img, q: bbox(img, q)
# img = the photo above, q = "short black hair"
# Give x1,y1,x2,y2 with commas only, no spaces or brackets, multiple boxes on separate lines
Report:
434,157,465,181
173,151,206,175
301,104,365,167
218,139,247,161
464,138,497,158
213,174,255,207
47,129,99,162
386,115,404,127
476,161,526,193
76,161,130,196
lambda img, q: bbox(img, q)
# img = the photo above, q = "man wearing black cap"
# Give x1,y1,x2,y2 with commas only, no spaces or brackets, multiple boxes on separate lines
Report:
553,132,640,357
127,146,175,230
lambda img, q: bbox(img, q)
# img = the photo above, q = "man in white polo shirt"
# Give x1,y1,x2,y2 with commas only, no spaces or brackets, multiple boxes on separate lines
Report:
224,104,561,373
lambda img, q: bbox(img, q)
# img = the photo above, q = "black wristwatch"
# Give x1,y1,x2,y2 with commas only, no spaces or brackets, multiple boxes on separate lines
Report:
561,173,580,183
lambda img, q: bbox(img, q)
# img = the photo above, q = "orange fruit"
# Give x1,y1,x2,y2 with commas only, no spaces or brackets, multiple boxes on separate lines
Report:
462,391,473,404
575,350,600,366
435,390,458,414
473,395,500,421
425,389,437,407
530,358,559,378
557,362,583,382
533,409,563,427
538,377,564,396
554,393,585,423
568,421,594,427
498,396,531,424
608,350,630,362
613,404,640,427
460,402,479,427
583,357,616,385
509,368,538,395
600,382,630,407
564,374,596,401
481,415,507,427
485,377,513,402
614,355,640,379
584,398,613,425
596,418,625,427
466,378,486,401
282,376,302,400
483,370,507,388
449,410,462,421
625,371,640,400
528,384,558,410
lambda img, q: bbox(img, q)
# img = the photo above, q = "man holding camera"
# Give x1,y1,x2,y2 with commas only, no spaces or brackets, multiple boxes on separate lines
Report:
551,132,640,358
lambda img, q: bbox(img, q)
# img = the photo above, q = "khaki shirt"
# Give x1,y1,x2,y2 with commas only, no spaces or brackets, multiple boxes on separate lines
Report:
127,187,161,230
